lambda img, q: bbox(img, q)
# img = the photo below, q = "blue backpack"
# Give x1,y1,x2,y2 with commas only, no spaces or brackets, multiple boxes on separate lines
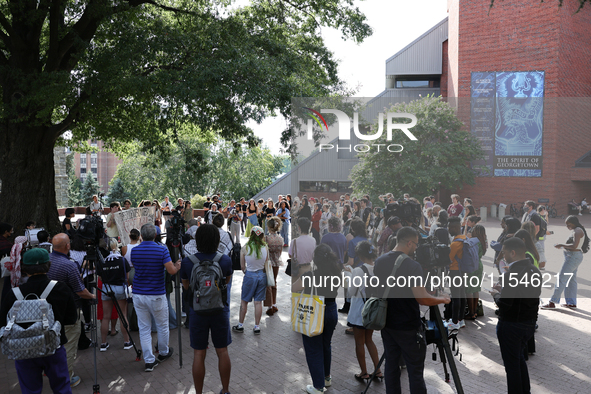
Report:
457,237,480,274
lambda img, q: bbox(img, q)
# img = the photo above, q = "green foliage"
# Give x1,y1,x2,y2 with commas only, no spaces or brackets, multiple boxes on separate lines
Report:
350,96,485,201
66,153,82,207
191,194,207,209
113,135,284,205
0,0,372,231
80,175,102,207
108,178,128,205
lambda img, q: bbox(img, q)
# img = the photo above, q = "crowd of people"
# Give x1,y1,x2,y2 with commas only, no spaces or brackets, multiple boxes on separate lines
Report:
0,191,588,394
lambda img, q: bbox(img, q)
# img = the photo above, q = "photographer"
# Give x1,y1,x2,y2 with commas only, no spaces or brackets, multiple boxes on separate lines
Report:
374,227,450,394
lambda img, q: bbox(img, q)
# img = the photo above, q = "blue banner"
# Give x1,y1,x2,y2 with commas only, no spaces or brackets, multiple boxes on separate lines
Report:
471,71,545,177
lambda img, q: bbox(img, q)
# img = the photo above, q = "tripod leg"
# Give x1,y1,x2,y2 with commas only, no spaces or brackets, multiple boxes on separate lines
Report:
362,353,386,394
437,342,450,383
430,305,464,394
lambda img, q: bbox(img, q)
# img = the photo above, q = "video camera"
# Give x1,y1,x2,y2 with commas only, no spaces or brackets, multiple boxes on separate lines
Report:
384,200,422,227
415,235,451,271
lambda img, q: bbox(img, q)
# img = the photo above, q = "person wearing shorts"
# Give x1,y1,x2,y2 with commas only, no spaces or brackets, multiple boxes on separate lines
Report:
98,238,132,352
232,226,268,335
181,224,233,394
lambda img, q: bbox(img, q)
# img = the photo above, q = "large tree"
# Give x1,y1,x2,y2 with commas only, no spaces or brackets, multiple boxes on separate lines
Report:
0,0,371,232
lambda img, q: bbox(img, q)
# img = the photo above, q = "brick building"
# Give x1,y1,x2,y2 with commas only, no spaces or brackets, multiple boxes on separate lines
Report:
448,0,591,215
73,140,122,195
255,1,591,214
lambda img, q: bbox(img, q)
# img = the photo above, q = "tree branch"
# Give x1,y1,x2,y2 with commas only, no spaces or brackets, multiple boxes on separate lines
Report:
47,91,90,137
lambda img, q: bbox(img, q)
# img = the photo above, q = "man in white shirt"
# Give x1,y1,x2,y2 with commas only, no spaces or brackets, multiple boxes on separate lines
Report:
161,196,173,212
212,214,232,255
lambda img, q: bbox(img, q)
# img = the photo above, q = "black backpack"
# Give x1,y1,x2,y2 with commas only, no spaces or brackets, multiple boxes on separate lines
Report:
227,231,242,271
434,227,451,246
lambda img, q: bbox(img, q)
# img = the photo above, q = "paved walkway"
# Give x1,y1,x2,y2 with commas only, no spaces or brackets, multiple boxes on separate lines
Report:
1,215,591,393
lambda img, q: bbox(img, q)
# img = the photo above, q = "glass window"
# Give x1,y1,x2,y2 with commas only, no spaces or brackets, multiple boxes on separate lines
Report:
80,157,86,164
80,168,86,174
91,167,97,174
395,78,440,88
91,157,97,165
299,181,352,193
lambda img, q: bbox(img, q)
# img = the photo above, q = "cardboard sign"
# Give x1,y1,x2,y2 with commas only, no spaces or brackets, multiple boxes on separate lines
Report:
114,207,155,246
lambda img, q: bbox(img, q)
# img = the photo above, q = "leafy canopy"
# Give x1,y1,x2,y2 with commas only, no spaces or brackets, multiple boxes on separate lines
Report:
350,96,485,201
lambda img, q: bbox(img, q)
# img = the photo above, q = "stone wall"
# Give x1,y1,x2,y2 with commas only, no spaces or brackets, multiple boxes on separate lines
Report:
54,147,69,208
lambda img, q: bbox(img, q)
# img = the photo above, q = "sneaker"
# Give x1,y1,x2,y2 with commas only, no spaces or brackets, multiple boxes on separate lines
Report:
232,325,244,333
445,321,461,330
541,301,556,309
324,376,332,387
305,385,324,393
84,323,91,333
123,341,133,350
100,343,109,352
144,361,159,372
219,390,231,394
70,376,81,388
253,326,261,335
157,347,174,363
459,320,466,328
561,303,577,308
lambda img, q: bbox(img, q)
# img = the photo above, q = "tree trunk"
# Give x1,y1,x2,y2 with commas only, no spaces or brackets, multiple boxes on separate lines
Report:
0,125,61,235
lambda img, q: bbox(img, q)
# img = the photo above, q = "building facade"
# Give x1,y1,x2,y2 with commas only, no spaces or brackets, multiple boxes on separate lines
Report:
73,140,122,195
256,1,591,215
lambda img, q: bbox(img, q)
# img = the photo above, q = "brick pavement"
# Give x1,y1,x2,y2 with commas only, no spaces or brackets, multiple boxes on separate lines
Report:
1,215,591,393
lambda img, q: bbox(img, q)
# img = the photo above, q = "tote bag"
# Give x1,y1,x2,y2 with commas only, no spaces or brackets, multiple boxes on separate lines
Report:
291,279,325,337
265,251,275,287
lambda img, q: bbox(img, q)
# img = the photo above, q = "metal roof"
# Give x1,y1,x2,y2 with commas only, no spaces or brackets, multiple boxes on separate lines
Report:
385,17,448,76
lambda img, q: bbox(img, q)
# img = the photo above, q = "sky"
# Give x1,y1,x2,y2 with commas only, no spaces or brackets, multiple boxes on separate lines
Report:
249,0,449,154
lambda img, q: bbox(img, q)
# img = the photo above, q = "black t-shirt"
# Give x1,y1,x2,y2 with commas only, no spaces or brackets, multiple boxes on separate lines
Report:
241,203,248,213
99,256,130,286
62,218,73,234
374,251,423,331
299,205,312,220
265,207,276,217
301,270,339,304
203,201,212,210
527,212,544,239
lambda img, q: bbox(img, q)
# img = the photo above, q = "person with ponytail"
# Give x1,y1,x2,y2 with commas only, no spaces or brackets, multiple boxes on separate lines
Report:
465,224,487,320
344,241,383,382
233,226,268,334
542,215,589,309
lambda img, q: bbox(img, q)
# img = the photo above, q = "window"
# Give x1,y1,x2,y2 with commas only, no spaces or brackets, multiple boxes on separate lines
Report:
91,167,97,174
80,168,86,174
91,157,97,165
80,157,86,165
299,181,352,193
91,139,97,146
80,153,86,158
395,77,440,88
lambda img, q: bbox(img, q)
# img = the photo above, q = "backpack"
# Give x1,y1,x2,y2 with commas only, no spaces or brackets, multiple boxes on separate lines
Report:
188,253,227,315
456,237,480,274
536,213,547,239
361,253,407,330
0,281,61,360
227,231,242,271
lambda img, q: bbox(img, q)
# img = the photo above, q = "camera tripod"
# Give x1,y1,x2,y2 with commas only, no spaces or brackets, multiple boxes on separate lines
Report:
84,243,142,394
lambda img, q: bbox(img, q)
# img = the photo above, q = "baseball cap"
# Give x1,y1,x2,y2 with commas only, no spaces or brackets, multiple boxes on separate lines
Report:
22,248,50,266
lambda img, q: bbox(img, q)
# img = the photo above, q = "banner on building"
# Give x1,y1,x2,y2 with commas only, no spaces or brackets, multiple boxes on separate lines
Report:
471,71,545,177
113,207,155,246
